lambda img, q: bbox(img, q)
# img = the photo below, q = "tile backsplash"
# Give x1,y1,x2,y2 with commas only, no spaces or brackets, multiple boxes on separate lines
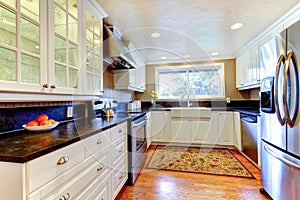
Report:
0,103,85,133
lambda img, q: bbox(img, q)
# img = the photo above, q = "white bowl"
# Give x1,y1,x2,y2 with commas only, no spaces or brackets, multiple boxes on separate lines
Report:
22,122,59,132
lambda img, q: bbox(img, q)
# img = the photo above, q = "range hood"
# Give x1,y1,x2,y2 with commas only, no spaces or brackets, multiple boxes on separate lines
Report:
103,25,136,69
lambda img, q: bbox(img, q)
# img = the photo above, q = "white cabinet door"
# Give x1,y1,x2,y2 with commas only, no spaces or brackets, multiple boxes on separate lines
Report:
171,120,190,143
82,1,106,95
236,50,250,88
191,120,210,143
0,1,47,93
218,112,234,145
151,111,171,142
233,112,242,151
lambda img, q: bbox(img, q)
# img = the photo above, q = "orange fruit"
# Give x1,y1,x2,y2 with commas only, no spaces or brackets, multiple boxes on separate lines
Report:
39,120,51,126
48,119,57,124
36,114,48,123
26,120,39,126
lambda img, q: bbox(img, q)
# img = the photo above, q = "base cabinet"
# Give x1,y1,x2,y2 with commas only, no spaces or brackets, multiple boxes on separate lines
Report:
1,121,128,200
151,111,171,142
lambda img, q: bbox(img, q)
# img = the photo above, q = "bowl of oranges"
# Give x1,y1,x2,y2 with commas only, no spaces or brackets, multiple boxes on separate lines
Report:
23,114,59,132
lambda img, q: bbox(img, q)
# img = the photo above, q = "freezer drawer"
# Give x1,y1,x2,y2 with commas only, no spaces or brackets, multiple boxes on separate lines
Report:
261,140,300,200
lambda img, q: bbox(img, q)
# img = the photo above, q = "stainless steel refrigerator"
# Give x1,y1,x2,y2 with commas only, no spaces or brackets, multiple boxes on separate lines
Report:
260,20,300,200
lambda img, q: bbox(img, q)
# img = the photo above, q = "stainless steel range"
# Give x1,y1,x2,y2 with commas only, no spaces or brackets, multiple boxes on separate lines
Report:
126,112,147,185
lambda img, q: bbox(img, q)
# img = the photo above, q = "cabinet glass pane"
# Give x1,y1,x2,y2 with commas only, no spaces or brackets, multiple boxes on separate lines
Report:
69,42,78,67
86,53,94,72
54,4,66,37
86,10,93,31
94,35,101,55
55,0,66,9
68,15,77,43
55,35,66,63
68,0,77,18
20,0,39,21
94,17,101,36
0,6,16,47
94,75,100,90
21,54,40,84
1,0,16,8
86,72,93,90
55,63,67,87
69,67,78,88
20,17,39,54
86,29,93,51
0,47,16,81
94,55,101,74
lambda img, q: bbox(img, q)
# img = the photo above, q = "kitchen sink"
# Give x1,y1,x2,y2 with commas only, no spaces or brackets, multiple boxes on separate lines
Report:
170,107,211,118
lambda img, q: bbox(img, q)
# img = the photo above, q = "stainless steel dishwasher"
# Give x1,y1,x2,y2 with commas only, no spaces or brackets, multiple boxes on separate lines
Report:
240,113,258,165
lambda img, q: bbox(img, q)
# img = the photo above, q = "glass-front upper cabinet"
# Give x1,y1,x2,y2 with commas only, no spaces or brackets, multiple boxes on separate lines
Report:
82,0,107,95
48,0,81,94
0,0,47,92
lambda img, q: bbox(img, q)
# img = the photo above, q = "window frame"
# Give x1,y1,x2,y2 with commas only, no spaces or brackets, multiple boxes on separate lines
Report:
154,63,225,100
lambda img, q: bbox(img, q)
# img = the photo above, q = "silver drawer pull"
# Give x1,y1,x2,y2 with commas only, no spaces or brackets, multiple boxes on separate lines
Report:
118,129,122,133
97,163,104,172
96,139,103,144
57,156,69,165
59,192,70,200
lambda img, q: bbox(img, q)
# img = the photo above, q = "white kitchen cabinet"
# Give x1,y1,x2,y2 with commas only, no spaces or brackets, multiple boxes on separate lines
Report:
236,45,260,90
171,118,210,144
114,42,146,92
233,112,242,151
81,0,107,95
0,1,48,93
257,115,261,167
0,121,129,200
151,111,171,142
0,0,107,98
217,111,234,145
114,65,146,92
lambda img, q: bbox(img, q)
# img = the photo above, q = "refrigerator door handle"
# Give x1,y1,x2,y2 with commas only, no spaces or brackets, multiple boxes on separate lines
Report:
284,50,299,128
264,145,300,170
275,54,286,126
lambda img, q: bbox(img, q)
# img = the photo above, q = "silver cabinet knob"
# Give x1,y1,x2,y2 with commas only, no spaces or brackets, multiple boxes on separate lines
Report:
59,192,70,200
57,156,69,165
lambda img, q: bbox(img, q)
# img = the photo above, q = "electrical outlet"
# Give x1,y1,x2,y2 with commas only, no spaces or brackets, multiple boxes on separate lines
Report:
67,106,73,118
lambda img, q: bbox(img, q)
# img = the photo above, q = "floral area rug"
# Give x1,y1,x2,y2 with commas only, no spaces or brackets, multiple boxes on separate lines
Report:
147,146,254,178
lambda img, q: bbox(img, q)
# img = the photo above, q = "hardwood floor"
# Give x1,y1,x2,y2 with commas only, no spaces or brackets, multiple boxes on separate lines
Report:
116,145,272,200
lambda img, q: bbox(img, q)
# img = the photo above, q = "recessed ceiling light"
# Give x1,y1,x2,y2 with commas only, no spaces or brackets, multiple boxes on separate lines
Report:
231,22,243,30
161,56,167,60
150,32,161,38
184,54,191,58
211,52,219,56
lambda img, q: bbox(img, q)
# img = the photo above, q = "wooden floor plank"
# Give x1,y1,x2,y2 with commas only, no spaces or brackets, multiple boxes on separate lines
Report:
116,145,272,200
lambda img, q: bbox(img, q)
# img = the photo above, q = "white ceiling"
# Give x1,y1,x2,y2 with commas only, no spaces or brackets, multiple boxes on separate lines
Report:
97,0,300,64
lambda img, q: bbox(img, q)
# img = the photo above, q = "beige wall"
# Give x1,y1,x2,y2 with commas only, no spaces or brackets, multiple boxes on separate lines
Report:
135,58,251,101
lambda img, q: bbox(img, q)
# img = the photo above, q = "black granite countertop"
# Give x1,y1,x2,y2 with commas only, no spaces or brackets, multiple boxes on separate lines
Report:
0,116,129,163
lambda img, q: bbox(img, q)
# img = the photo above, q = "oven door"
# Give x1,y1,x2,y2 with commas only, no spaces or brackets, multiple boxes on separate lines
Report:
130,120,147,166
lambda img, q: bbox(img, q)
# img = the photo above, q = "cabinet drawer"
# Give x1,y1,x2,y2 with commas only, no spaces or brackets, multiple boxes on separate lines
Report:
111,136,126,165
27,141,85,193
76,174,110,200
112,158,127,198
83,129,110,157
111,122,127,142
28,149,110,200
